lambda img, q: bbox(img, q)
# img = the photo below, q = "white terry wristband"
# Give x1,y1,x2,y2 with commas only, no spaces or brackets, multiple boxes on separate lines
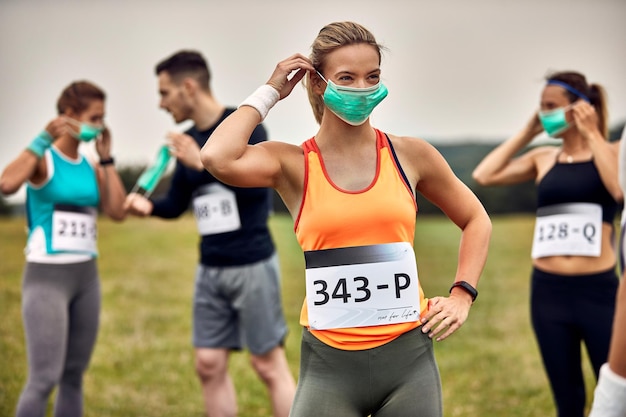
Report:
588,363,626,417
238,84,280,122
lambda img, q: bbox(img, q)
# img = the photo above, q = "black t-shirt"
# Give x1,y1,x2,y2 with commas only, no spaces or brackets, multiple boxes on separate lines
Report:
151,108,275,266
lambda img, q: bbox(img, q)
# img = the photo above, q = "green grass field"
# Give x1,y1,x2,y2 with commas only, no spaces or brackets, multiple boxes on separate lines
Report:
0,214,599,416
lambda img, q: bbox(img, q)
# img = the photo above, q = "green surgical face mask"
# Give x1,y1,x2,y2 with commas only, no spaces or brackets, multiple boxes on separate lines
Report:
134,144,172,197
67,118,104,142
317,71,388,126
538,104,574,138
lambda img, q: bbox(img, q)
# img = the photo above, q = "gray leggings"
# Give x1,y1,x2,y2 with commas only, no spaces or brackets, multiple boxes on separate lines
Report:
16,260,100,417
289,326,442,417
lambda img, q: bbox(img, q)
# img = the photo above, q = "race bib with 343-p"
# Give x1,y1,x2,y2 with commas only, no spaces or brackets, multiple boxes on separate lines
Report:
305,242,420,330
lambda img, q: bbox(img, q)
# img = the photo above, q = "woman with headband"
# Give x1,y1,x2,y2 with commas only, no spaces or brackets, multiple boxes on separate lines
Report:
473,71,622,417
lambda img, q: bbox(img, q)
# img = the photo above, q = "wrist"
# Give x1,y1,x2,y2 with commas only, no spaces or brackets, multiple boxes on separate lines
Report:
26,131,54,158
99,157,115,166
238,84,280,122
449,281,478,302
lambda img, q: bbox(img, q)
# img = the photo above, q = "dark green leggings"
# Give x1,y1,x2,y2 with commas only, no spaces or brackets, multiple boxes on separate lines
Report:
289,326,442,417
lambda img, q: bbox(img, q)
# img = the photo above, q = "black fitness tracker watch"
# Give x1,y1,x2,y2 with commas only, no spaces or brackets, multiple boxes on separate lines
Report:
449,281,478,302
99,157,115,166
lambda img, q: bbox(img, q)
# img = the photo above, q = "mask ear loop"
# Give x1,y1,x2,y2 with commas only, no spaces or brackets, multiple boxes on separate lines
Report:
62,115,82,139
562,103,577,114
315,71,328,84
63,115,79,126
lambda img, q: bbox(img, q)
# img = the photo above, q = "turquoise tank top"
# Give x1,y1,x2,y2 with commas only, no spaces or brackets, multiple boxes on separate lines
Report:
26,147,100,255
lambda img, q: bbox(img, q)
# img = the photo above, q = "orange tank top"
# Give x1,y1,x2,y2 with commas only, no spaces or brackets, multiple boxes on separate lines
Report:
294,128,428,350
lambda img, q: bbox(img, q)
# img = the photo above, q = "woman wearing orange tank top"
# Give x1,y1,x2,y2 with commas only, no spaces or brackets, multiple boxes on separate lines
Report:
201,21,491,417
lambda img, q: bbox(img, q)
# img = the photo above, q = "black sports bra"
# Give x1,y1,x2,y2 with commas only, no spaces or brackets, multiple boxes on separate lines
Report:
537,158,618,223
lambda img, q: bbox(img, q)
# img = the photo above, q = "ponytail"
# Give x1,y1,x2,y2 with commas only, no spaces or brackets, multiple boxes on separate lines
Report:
588,83,609,139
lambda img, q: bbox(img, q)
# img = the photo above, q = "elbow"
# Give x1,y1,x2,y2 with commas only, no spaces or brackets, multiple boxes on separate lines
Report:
200,146,216,174
460,206,492,253
476,203,493,236
614,188,624,205
475,205,492,231
200,146,229,180
104,206,127,222
103,194,129,222
471,170,490,187
472,167,502,187
475,210,493,248
607,180,624,205
0,177,20,196
484,213,493,236
109,210,127,222
199,148,214,174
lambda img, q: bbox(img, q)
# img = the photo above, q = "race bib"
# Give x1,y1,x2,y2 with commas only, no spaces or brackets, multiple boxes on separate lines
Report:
531,203,602,258
51,204,97,254
305,242,420,330
192,183,241,236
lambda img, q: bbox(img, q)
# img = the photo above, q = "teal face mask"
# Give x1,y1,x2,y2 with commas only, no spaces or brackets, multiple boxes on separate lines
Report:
317,71,388,126
538,104,573,138
67,118,104,142
134,144,172,197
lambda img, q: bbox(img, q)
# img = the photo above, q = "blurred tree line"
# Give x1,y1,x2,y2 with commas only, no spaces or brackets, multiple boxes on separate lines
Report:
0,122,623,217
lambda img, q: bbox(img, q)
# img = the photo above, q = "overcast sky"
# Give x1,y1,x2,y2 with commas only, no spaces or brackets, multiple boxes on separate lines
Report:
1,0,625,203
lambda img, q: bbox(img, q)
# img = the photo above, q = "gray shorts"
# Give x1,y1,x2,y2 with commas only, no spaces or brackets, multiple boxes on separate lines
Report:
192,253,288,355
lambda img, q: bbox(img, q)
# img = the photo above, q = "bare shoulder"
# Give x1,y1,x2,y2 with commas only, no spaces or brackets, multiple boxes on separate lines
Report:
386,134,457,170
259,139,305,195
527,144,558,155
259,140,304,168
527,144,559,164
385,133,437,158
383,134,447,188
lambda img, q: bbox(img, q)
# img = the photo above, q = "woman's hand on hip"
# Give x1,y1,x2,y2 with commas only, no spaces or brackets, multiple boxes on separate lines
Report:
420,294,472,342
